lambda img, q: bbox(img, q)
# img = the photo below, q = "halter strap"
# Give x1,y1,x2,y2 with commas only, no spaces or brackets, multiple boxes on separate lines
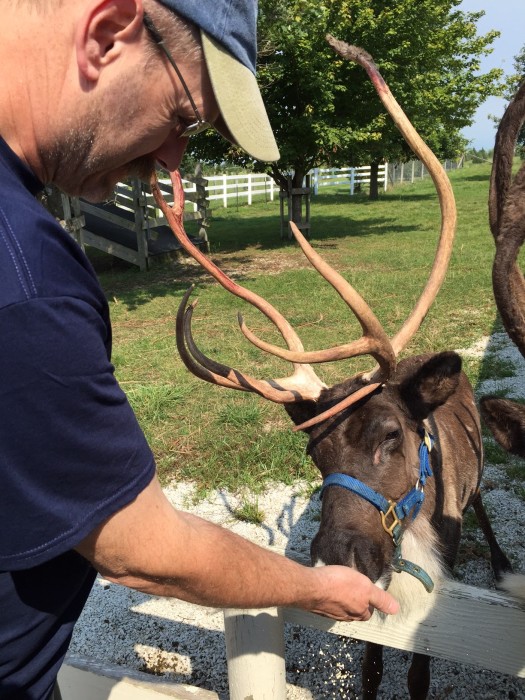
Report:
319,429,435,592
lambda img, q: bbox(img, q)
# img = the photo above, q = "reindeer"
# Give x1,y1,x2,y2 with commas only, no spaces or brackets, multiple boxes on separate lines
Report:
478,79,525,598
151,39,511,700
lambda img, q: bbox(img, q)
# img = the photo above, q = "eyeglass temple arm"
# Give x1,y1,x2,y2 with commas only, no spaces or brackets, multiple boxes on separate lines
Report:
142,12,205,124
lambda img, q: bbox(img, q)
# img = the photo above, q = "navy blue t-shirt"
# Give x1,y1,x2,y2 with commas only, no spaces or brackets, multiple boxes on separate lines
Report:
0,138,156,698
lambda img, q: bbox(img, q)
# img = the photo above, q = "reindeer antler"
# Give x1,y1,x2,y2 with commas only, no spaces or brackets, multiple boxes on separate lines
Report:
488,80,525,360
151,39,456,429
325,37,456,357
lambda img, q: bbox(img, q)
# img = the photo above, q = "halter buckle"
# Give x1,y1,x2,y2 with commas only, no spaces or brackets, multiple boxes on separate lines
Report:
380,500,401,537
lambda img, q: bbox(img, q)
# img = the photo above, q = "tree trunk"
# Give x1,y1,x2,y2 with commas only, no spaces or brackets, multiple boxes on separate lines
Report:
291,170,306,227
369,162,380,201
271,169,311,239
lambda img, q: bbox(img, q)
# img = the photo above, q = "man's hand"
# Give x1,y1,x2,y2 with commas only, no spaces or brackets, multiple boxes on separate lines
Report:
305,565,399,621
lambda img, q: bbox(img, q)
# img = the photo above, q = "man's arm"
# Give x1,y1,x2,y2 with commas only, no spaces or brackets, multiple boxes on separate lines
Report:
75,475,398,621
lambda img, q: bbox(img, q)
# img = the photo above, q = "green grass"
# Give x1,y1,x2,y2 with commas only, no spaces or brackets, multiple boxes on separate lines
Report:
91,160,522,492
232,498,266,524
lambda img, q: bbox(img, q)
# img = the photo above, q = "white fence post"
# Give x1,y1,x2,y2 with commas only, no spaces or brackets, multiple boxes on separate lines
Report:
350,167,356,195
222,175,228,208
247,174,253,205
312,168,319,195
224,607,287,700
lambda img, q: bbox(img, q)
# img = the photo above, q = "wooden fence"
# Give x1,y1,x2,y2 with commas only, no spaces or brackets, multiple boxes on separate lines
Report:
310,164,388,194
56,174,209,271
192,165,388,208
183,158,461,208
55,158,462,269
203,172,277,207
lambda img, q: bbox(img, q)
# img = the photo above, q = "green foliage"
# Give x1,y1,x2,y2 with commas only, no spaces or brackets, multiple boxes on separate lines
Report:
185,1,503,191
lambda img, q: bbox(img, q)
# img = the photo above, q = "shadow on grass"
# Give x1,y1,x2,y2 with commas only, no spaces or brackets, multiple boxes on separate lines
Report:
206,214,421,254
460,174,493,183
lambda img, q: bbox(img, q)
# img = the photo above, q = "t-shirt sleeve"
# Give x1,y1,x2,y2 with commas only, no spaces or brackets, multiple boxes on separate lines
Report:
0,296,156,570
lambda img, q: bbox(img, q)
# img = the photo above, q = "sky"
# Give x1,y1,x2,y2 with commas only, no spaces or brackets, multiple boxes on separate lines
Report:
459,0,524,150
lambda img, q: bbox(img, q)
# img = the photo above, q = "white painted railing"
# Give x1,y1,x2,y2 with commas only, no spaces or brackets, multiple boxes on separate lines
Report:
176,165,386,209
311,164,388,194
119,158,459,215
205,173,276,207
57,574,525,699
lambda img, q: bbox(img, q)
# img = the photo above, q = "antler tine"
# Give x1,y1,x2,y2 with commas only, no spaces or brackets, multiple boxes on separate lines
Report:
239,220,396,379
489,82,525,360
326,36,457,357
152,170,395,378
175,286,245,391
177,285,328,402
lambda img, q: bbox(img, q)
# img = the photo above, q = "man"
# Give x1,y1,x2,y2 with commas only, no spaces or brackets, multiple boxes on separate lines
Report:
0,0,398,697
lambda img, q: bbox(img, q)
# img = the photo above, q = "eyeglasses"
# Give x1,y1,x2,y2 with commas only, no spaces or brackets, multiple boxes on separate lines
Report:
143,13,213,137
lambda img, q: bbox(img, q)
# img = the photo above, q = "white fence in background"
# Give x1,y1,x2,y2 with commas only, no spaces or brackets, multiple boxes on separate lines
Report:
311,164,388,194
205,173,277,207
156,175,274,213
163,158,462,212
178,166,385,210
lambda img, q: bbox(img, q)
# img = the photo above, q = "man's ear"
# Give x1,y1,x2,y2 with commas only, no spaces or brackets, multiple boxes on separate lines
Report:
76,0,144,82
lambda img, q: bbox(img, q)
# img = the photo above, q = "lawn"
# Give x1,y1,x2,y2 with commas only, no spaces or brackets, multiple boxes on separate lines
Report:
92,160,514,492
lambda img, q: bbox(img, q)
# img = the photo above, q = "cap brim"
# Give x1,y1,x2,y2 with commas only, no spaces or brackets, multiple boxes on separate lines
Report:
201,32,280,162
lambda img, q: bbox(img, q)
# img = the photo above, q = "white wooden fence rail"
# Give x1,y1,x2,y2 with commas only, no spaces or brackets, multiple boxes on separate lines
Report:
121,159,458,215
311,164,388,194
172,165,388,210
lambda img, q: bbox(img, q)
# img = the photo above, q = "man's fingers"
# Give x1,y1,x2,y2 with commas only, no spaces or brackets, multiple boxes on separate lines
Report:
369,585,399,615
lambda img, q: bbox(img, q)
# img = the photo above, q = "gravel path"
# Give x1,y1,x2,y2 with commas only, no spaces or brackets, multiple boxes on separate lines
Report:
68,333,525,699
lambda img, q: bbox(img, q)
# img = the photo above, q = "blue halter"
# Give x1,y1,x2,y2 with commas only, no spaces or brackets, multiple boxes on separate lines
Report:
319,429,435,592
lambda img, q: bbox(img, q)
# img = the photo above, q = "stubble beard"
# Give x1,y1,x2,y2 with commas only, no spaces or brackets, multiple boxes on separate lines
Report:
43,112,156,202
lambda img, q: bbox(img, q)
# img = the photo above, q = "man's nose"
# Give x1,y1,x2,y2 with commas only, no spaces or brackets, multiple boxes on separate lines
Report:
153,131,190,172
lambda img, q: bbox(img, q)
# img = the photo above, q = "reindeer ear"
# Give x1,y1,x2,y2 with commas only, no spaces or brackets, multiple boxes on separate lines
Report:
480,397,525,458
400,351,462,420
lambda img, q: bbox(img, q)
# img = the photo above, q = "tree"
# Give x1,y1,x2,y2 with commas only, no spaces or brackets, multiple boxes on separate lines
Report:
184,0,503,216
498,44,525,158
324,1,504,197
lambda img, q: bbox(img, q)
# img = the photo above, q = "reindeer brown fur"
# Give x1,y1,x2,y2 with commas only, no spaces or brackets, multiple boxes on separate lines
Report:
479,79,525,599
152,39,511,700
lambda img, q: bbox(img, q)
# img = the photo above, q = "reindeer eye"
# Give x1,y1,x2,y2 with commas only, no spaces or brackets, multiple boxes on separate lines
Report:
384,429,401,442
